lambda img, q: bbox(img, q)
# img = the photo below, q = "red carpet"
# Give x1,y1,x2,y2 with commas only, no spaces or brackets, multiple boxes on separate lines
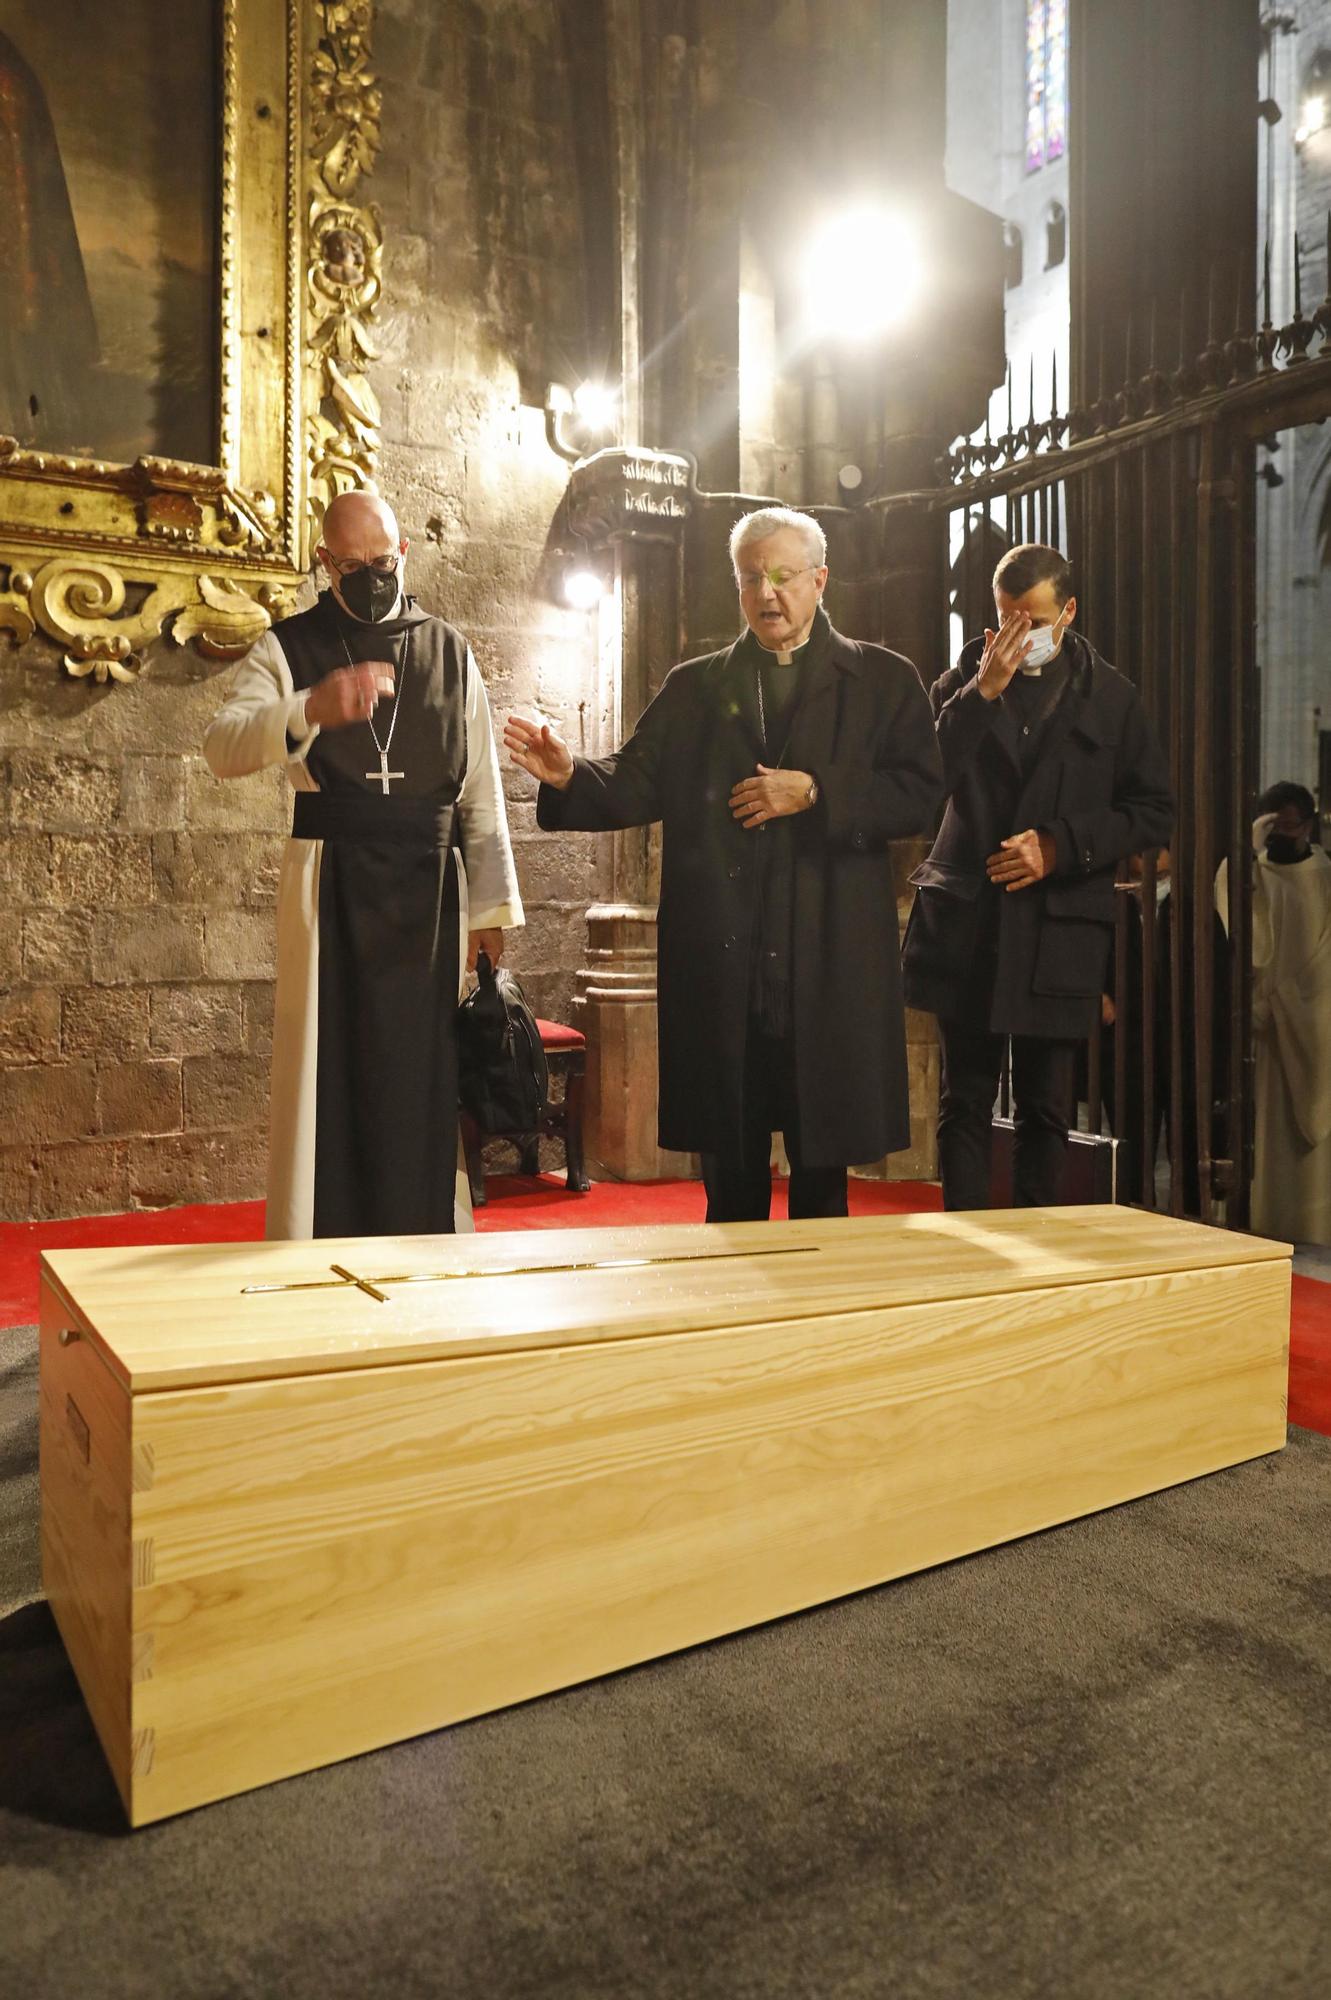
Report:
1290,1274,1331,1438
4,1176,1328,1438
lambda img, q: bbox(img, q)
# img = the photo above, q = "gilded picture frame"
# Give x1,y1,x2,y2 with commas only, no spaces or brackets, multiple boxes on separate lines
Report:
0,0,383,683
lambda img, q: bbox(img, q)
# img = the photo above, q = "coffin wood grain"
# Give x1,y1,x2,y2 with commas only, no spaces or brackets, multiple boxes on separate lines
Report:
38,1211,1291,1825
38,1307,133,1818
41,1206,1291,1390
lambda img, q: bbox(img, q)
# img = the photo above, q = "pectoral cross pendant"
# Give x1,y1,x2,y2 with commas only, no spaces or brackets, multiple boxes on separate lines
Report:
366,751,405,794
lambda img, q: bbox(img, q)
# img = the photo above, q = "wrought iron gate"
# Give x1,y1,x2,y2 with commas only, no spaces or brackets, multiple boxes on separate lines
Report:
872,242,1331,1227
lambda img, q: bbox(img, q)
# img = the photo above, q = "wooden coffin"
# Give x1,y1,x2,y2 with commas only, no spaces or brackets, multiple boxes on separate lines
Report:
39,1206,1291,1826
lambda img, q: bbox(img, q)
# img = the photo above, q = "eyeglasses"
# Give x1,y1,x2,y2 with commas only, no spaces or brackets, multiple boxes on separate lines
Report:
736,565,817,593
321,550,401,577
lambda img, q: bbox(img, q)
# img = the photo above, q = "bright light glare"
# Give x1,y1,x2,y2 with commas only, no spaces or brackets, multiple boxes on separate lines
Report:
1297,95,1326,144
563,567,605,610
573,381,618,432
803,207,922,340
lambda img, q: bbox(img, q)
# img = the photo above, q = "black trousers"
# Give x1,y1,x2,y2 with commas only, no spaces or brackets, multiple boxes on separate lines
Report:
701,1023,848,1223
937,1018,1077,1211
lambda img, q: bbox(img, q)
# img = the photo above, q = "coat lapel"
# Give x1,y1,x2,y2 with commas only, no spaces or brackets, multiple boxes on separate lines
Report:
1013,637,1104,817
714,606,854,769
784,611,859,768
714,632,765,761
988,695,1023,773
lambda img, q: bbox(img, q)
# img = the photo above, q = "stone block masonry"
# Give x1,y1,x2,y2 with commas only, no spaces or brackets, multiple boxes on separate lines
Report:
0,3,610,1221
0,693,292,1219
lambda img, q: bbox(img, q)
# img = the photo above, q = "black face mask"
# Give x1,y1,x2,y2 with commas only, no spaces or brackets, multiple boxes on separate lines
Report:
1266,833,1309,865
338,565,399,623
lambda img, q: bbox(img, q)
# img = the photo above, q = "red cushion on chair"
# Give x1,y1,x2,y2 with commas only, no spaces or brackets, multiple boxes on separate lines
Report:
536,1018,586,1050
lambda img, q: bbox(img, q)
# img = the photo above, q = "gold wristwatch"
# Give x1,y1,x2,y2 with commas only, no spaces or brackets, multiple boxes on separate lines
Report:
805,776,819,808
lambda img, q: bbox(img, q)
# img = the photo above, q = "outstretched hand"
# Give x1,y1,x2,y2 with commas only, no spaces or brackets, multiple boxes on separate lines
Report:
503,714,574,790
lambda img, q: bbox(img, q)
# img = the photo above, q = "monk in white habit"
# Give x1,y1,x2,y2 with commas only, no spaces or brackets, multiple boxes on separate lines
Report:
204,491,523,1240
1218,782,1331,1244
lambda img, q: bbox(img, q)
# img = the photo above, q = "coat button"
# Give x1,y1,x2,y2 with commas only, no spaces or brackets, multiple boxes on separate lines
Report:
722,934,736,949
728,863,742,879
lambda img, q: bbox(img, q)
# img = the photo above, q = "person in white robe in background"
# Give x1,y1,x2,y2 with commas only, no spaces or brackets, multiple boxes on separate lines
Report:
1218,782,1331,1245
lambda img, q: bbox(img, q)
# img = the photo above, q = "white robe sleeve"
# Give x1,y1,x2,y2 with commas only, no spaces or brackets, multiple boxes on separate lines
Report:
457,646,524,931
203,630,320,778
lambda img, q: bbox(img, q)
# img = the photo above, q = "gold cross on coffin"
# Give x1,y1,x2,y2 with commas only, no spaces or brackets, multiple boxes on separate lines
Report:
241,1245,821,1302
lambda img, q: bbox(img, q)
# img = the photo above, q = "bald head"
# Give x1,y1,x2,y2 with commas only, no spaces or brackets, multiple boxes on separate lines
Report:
321,490,401,558
317,490,408,621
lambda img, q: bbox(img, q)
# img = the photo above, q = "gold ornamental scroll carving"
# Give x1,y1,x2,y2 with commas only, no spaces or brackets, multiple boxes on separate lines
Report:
0,0,309,682
305,2,385,538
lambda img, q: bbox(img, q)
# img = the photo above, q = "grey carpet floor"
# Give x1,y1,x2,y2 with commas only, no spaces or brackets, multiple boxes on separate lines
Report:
2,1321,1329,2000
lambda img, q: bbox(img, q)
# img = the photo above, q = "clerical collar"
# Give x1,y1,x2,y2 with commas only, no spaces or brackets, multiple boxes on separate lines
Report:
768,632,816,668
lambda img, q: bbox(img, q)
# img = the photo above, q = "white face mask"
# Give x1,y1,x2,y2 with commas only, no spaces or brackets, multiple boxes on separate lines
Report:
1020,612,1068,674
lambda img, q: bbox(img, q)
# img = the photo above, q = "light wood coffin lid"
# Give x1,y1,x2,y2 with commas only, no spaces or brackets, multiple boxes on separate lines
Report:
39,1208,1292,1395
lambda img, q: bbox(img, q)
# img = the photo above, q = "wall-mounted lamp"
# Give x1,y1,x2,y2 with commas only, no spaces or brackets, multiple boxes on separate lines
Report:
572,382,618,433
545,380,621,463
562,566,607,610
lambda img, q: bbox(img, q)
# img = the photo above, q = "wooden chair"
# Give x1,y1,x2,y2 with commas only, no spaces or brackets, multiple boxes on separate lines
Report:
461,1018,592,1208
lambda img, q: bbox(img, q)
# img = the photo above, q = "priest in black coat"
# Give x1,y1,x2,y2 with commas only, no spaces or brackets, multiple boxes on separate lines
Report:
902,542,1173,1209
505,507,942,1222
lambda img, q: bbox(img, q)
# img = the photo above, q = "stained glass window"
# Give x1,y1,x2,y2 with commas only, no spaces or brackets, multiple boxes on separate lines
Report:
1026,0,1068,175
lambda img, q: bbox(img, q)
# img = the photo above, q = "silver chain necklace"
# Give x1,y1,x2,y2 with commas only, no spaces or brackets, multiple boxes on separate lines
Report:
338,620,411,795
754,651,799,766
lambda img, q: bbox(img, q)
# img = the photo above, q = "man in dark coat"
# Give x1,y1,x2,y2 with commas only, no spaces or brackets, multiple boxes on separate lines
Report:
504,506,942,1222
902,542,1173,1210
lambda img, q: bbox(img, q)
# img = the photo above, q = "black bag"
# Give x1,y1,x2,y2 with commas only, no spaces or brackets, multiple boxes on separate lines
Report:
456,950,549,1135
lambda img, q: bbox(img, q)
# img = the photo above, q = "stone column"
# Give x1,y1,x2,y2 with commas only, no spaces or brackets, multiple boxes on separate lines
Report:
572,904,694,1180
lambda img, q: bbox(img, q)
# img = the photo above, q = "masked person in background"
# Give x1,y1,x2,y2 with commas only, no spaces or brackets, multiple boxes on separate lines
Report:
204,491,522,1240
903,542,1173,1210
1217,782,1331,1244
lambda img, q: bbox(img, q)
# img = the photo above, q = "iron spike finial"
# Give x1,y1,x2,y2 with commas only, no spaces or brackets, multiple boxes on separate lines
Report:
1199,264,1227,387
1225,259,1254,384
1294,232,1303,318
1258,242,1277,369
1171,284,1192,401
1282,230,1316,364
1314,211,1331,349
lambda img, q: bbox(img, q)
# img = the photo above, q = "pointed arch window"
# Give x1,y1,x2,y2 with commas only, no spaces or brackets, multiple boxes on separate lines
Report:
1025,0,1068,175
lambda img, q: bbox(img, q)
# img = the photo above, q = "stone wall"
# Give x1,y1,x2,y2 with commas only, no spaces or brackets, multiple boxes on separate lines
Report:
0,0,612,1221
0,646,287,1220
0,0,996,1220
